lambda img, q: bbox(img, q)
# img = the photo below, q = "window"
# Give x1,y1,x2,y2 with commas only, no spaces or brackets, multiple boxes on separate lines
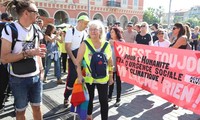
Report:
95,0,103,6
122,0,127,4
133,0,139,10
79,0,87,4
121,0,128,8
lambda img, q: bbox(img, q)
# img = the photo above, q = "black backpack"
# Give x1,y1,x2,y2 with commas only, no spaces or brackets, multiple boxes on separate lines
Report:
5,23,39,75
0,22,7,37
0,22,8,50
0,22,19,61
1,23,39,51
84,40,108,79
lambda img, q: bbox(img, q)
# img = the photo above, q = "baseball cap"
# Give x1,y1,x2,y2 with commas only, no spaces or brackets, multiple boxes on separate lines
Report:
1,13,9,20
62,27,68,32
77,15,90,21
115,21,120,25
127,22,133,27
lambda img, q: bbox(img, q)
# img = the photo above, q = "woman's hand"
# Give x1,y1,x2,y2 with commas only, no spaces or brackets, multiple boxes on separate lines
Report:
109,40,114,46
77,77,84,84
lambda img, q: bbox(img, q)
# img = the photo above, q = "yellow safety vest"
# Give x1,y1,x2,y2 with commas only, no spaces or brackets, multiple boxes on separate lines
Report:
83,38,112,84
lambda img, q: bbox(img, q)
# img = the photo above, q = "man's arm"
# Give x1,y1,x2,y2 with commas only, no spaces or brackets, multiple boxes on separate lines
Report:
65,28,76,64
0,38,24,64
65,43,76,64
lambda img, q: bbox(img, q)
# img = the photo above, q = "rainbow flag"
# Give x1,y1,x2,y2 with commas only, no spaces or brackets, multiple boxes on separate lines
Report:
70,80,89,120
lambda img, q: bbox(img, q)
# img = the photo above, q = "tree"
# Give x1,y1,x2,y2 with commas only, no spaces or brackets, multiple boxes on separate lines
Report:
155,6,165,22
173,16,181,23
143,7,159,24
185,17,200,28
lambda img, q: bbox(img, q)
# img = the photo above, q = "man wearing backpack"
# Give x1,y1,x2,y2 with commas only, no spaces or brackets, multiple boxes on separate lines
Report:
64,15,89,107
0,12,12,113
1,1,46,119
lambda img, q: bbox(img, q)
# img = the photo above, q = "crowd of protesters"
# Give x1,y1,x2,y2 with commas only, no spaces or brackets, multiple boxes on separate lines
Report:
1,1,200,120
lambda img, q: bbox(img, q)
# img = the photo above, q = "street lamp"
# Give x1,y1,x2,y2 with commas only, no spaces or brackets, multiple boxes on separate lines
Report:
168,0,172,29
88,0,90,19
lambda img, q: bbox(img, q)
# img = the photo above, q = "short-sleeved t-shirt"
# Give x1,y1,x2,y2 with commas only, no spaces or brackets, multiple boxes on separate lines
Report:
123,30,137,43
136,33,152,45
65,27,88,51
153,40,171,48
1,22,42,77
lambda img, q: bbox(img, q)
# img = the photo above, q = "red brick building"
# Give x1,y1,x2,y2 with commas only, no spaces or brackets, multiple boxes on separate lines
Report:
0,0,144,28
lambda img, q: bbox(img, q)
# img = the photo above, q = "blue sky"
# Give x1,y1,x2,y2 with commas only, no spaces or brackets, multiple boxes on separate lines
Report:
143,0,200,12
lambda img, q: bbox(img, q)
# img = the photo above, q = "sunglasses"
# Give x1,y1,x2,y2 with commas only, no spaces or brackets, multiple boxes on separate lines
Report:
173,27,177,30
27,9,39,15
5,18,11,21
141,25,146,27
158,32,164,35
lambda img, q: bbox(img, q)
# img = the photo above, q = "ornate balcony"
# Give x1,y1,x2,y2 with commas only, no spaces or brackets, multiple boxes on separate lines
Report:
106,1,121,7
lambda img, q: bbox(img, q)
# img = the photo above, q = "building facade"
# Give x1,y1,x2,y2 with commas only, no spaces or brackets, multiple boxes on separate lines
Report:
188,6,200,19
0,0,144,28
163,5,200,28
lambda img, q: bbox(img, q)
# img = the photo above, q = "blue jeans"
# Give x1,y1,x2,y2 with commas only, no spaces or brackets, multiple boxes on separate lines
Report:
44,54,61,80
9,75,42,111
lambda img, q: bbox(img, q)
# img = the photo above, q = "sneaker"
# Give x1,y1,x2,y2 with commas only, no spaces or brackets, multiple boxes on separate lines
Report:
63,99,69,108
57,80,65,85
172,104,179,110
43,78,48,83
108,98,112,102
5,95,10,102
114,101,120,107
0,106,4,114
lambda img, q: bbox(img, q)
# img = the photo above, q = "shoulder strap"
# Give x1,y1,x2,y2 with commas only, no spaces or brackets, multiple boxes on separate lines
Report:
4,23,18,51
84,40,93,74
81,33,84,43
100,42,108,53
0,22,7,37
32,24,39,41
32,24,39,48
84,40,96,54
5,23,38,51
72,27,75,35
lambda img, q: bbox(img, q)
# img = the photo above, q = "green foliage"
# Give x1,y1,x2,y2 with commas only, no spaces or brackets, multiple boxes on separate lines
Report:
143,6,165,25
143,8,159,24
185,17,200,28
173,16,181,23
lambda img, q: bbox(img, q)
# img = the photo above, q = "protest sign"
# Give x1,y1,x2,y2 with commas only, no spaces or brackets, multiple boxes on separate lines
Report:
114,41,200,114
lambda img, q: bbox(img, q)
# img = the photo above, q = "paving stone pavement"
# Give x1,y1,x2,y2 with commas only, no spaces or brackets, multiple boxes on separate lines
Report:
0,69,200,120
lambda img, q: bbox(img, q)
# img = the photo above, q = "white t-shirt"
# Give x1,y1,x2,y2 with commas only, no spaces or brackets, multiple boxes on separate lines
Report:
153,39,171,48
1,22,42,77
65,27,88,50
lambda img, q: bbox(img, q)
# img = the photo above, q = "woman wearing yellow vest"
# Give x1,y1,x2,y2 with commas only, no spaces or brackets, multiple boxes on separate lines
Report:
76,20,114,120
58,28,68,73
